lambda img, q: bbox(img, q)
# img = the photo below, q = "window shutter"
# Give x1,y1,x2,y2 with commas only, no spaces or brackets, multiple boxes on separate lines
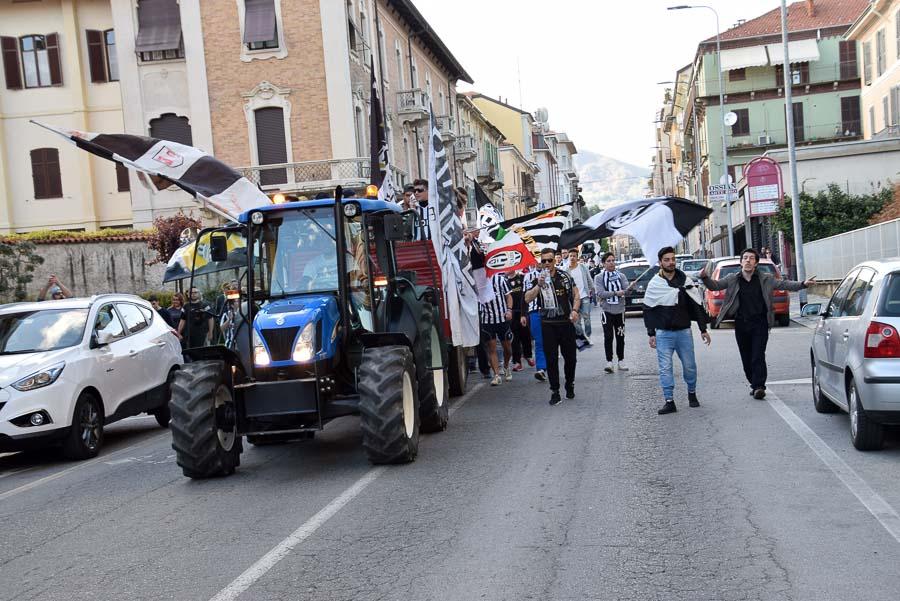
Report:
115,162,130,192
1,36,22,90
31,149,47,199
254,107,288,186
31,148,62,199
46,33,62,86
86,30,107,83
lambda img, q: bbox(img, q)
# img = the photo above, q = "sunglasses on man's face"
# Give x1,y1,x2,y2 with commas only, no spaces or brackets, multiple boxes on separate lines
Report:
540,258,555,264
414,188,425,193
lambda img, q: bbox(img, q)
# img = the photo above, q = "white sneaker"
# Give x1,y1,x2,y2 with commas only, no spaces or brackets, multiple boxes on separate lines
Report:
491,375,502,386
617,361,629,372
604,362,614,374
504,367,513,381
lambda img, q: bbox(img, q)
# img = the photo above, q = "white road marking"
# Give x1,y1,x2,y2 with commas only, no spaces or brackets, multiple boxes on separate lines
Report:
0,466,36,480
209,382,485,601
766,390,900,544
767,378,812,385
0,432,168,502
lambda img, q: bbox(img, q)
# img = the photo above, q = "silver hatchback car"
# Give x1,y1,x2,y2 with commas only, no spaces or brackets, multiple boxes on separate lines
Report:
806,259,900,450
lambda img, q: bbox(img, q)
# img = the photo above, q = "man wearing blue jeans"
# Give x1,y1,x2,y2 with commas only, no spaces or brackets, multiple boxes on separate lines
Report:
643,247,711,415
524,268,548,381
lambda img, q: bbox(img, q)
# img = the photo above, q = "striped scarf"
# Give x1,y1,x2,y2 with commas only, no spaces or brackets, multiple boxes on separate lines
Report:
603,270,623,305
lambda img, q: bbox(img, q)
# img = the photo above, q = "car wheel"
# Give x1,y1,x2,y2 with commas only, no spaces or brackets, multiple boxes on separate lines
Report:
61,392,104,460
848,378,884,451
776,313,791,327
811,358,837,413
153,370,176,428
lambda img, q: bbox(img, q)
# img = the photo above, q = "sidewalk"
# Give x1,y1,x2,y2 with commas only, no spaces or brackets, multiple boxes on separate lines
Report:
789,291,829,330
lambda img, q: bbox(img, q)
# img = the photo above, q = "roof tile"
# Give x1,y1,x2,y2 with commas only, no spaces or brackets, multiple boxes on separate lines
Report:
703,0,869,43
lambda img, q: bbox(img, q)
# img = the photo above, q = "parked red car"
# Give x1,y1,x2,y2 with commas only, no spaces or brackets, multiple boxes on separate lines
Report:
704,258,791,328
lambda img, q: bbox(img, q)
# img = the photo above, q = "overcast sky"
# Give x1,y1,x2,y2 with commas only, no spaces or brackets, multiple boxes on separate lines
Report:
413,0,785,168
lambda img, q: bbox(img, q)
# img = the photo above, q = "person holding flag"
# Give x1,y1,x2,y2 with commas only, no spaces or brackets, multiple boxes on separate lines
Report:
479,272,514,386
524,248,581,406
594,252,631,373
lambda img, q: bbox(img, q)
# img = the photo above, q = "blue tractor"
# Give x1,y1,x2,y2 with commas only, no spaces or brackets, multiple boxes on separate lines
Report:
169,190,460,478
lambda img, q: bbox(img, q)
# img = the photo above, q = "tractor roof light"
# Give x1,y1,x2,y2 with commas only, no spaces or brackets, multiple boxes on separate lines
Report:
272,193,287,204
365,184,379,199
343,203,359,218
250,211,265,225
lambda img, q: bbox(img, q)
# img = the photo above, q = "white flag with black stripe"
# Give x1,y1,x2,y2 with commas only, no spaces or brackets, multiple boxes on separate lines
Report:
484,204,573,254
559,196,712,263
31,121,271,220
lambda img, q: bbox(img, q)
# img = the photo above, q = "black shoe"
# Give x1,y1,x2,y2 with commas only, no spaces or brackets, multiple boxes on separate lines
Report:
534,370,547,382
658,400,677,415
549,391,562,406
565,385,575,399
753,388,766,400
688,392,700,407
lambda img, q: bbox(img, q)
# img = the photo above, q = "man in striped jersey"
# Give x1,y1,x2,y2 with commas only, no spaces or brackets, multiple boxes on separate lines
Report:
479,272,514,386
412,178,431,240
523,266,548,382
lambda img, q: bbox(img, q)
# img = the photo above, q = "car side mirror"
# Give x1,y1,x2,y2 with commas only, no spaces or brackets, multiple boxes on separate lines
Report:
210,234,229,262
800,303,823,317
91,331,113,348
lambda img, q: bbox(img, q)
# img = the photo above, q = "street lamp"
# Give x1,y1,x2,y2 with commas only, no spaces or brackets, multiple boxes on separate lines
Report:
668,4,734,256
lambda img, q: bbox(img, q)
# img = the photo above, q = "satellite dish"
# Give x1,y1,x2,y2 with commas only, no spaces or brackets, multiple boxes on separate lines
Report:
724,111,738,127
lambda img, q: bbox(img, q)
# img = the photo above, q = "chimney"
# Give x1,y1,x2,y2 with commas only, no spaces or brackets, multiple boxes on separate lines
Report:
805,0,815,17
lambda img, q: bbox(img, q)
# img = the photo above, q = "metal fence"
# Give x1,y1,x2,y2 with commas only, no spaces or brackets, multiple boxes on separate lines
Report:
803,217,900,281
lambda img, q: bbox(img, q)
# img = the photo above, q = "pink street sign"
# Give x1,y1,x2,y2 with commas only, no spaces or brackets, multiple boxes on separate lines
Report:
744,157,783,217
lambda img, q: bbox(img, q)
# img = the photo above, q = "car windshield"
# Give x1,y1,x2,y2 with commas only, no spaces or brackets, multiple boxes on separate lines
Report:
620,265,654,283
718,264,779,279
0,308,89,354
681,260,707,272
255,208,339,297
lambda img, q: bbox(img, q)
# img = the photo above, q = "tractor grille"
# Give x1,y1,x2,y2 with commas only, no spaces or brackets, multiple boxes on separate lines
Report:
261,327,300,362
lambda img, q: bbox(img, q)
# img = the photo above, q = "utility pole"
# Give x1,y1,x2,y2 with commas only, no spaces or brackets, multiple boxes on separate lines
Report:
780,0,808,303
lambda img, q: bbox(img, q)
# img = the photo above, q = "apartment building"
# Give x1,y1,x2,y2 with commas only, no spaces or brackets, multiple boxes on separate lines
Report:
1,0,130,233
456,94,503,224
845,0,900,139
498,142,537,220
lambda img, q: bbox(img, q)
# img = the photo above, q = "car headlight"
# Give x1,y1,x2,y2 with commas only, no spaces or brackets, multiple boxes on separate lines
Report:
12,362,65,392
252,330,271,366
293,322,316,363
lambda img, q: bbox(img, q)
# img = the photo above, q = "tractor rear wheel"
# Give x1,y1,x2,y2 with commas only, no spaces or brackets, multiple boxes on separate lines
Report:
169,360,242,478
416,306,449,433
359,346,419,464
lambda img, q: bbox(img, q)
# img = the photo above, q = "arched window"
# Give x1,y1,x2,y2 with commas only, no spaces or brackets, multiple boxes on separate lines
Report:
149,113,193,145
30,147,62,199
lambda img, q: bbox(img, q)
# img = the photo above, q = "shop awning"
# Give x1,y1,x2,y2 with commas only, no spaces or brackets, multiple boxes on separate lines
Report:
766,39,820,65
134,0,182,53
719,45,769,71
243,0,277,44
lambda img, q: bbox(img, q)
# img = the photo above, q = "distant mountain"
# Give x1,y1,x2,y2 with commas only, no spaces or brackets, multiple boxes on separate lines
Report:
575,151,649,210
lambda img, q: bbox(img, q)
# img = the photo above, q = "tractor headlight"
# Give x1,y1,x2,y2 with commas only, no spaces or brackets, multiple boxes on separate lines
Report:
252,330,270,366
250,211,265,225
292,322,316,363
12,362,65,392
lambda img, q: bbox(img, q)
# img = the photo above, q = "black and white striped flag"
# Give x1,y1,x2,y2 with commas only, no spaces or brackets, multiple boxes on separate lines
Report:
31,121,271,220
559,196,712,263
484,203,573,253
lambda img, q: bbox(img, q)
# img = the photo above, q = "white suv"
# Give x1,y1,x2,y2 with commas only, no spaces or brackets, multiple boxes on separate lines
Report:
0,295,182,459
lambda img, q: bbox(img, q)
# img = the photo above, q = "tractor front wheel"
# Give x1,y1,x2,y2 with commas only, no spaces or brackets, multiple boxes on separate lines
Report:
359,346,419,464
169,360,242,478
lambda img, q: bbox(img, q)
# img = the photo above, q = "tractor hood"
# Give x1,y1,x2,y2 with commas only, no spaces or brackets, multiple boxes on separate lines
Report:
254,294,341,364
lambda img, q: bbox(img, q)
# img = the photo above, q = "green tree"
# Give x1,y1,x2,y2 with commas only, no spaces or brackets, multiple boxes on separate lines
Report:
771,184,892,244
0,240,45,302
146,213,202,265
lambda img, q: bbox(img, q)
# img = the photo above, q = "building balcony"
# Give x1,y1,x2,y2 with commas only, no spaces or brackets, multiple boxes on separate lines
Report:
434,115,457,142
238,158,407,197
454,135,477,162
725,122,861,150
489,166,504,191
396,89,429,124
476,159,495,184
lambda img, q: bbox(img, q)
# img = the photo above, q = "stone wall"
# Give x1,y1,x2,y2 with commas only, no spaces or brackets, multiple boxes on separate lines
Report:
23,239,168,299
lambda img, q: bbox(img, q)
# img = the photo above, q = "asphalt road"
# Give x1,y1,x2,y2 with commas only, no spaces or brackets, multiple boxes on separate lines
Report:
1,315,899,600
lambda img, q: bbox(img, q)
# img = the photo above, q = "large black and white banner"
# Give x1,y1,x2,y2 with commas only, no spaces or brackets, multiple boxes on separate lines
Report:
426,111,479,348
559,196,711,263
31,121,270,220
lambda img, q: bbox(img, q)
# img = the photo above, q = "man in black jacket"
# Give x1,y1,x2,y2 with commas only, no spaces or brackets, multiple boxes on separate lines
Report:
643,247,711,415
